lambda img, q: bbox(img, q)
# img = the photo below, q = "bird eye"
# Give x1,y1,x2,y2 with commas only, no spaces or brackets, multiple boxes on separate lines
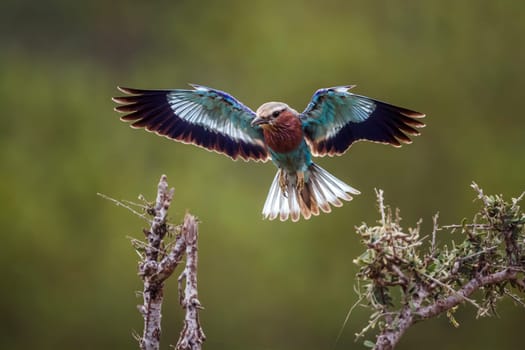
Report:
272,110,281,118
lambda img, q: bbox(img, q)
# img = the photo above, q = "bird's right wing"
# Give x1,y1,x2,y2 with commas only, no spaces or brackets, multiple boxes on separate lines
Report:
300,86,425,156
113,84,269,162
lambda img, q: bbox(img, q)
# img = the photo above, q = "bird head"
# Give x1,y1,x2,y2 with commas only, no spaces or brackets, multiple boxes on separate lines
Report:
251,102,298,128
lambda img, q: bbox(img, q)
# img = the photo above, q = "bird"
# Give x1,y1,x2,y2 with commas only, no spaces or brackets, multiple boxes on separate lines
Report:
113,84,425,222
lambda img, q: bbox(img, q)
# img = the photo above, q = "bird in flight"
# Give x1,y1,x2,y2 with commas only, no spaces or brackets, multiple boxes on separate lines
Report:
113,84,425,222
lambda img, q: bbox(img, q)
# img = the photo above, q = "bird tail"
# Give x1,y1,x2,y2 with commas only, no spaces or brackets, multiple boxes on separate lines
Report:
262,163,361,222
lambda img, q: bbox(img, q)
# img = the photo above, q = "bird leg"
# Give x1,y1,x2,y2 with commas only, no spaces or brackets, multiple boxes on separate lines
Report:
296,171,305,193
279,170,288,196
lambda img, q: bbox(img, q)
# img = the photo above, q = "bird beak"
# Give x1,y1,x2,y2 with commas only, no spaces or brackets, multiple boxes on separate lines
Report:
251,116,268,127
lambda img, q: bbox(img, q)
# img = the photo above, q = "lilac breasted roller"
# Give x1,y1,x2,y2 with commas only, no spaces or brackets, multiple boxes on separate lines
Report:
113,84,425,222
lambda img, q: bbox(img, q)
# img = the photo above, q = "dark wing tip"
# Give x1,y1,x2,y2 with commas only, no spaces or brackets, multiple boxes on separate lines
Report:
112,96,135,104
383,103,426,118
383,104,426,129
117,86,167,95
114,104,139,113
116,86,147,94
407,118,426,130
117,86,135,94
113,87,142,110
400,110,426,118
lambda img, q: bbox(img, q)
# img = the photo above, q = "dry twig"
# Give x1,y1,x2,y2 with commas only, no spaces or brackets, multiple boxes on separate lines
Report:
100,175,205,350
352,183,525,350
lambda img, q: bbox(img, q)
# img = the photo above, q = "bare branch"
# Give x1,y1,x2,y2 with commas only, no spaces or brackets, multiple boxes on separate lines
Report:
139,175,175,350
104,175,206,350
417,269,518,319
176,214,206,350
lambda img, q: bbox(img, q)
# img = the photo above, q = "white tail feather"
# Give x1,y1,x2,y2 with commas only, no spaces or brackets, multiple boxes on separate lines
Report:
262,163,360,222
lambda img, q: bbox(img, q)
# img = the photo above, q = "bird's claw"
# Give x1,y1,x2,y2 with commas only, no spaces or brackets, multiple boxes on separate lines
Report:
279,171,305,196
279,171,288,196
296,172,305,193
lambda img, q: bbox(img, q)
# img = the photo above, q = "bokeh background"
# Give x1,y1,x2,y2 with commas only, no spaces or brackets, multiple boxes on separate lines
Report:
1,0,524,349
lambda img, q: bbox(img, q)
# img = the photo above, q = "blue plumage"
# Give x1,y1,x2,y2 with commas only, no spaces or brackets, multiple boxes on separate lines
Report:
268,140,312,173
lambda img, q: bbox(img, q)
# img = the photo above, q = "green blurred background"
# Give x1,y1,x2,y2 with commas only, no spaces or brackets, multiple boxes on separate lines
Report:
1,0,524,349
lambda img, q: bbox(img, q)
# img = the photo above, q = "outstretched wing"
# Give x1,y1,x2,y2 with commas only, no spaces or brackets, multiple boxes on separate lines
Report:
113,84,269,161
300,86,425,156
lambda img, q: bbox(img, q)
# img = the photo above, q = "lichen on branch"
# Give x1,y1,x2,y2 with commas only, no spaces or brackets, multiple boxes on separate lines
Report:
353,183,525,350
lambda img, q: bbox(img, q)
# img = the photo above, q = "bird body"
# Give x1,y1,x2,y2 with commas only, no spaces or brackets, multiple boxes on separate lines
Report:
262,112,304,154
113,84,425,222
251,101,359,221
255,104,309,170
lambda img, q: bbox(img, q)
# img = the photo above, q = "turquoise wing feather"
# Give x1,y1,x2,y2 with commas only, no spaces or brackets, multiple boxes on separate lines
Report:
300,86,425,156
113,84,268,161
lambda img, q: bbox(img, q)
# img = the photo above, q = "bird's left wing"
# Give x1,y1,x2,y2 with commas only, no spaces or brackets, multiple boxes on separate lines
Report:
113,84,269,161
300,86,425,156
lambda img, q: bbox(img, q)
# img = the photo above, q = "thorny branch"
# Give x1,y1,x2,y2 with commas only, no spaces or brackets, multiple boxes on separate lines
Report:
176,215,206,350
100,175,205,350
352,183,525,350
137,175,175,350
